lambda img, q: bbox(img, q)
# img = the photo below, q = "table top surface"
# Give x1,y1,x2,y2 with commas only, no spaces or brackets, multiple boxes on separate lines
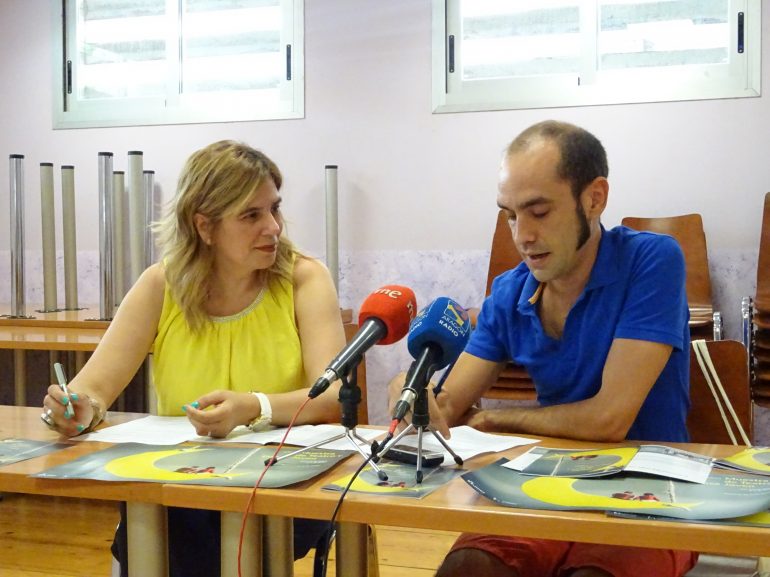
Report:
0,306,353,351
0,304,108,350
0,304,110,328
1,405,767,557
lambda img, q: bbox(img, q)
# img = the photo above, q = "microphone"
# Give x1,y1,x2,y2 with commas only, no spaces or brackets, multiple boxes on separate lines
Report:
391,297,471,422
308,285,417,399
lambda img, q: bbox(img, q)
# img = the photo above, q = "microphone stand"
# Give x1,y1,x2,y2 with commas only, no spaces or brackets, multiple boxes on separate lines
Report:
374,361,463,484
267,355,388,480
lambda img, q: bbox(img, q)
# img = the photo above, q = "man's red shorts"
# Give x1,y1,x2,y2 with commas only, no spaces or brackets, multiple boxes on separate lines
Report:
448,534,698,577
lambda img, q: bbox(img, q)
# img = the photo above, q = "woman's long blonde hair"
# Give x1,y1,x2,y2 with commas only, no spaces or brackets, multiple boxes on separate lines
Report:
155,140,298,331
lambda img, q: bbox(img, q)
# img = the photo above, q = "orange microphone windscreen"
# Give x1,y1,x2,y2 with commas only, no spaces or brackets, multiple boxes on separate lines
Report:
357,285,417,345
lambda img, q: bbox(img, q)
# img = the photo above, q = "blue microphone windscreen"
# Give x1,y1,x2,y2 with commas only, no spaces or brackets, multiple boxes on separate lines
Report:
406,297,471,368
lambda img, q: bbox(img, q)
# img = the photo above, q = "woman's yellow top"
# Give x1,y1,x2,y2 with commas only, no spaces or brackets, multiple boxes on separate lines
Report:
152,275,305,416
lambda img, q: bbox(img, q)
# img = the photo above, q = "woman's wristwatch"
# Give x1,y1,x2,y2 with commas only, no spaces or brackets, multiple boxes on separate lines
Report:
82,396,106,434
248,392,273,431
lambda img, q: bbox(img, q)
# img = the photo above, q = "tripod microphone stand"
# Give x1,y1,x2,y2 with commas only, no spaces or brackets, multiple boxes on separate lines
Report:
374,371,463,484
266,355,388,480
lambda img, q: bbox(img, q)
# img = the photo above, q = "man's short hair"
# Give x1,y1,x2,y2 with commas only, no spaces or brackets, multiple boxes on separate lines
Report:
507,120,609,199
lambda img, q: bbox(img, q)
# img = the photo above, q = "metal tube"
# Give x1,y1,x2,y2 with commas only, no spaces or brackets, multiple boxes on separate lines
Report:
144,170,155,266
128,150,145,283
263,515,293,576
325,164,339,291
113,171,126,303
40,162,57,312
126,502,167,577
61,165,79,310
221,512,261,577
336,522,368,577
9,154,26,318
98,152,115,320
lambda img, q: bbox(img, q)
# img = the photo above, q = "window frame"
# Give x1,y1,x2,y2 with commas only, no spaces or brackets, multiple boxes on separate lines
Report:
432,0,761,114
52,0,304,129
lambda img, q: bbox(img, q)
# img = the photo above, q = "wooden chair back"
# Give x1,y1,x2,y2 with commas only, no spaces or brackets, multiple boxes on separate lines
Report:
621,214,713,312
485,210,523,295
687,340,752,444
757,193,770,305
478,211,534,400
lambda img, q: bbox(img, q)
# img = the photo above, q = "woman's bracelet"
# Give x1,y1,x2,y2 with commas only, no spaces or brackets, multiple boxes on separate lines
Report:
247,392,273,431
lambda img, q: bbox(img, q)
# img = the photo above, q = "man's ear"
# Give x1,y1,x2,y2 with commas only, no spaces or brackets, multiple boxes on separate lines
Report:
193,213,212,245
583,176,608,218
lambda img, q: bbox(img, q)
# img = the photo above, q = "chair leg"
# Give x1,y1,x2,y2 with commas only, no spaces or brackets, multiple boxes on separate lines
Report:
713,311,723,340
367,525,380,577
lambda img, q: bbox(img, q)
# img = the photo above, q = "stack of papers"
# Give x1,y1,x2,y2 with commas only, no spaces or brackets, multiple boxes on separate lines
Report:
75,416,384,449
505,445,714,484
75,419,537,466
392,426,538,466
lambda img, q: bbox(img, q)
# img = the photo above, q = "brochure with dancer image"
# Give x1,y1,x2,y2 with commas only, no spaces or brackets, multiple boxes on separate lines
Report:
508,445,714,484
609,507,770,528
715,447,770,477
33,443,353,487
322,461,464,499
0,438,71,466
464,458,770,521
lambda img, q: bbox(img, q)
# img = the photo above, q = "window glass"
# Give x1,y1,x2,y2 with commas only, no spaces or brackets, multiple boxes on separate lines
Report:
75,0,167,100
461,1,582,80
598,0,730,71
435,0,759,113
54,0,303,128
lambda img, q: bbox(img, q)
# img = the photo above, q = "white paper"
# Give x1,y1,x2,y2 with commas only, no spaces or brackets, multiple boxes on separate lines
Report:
392,425,538,466
73,416,199,445
503,447,544,471
221,424,384,450
625,445,713,484
75,416,385,448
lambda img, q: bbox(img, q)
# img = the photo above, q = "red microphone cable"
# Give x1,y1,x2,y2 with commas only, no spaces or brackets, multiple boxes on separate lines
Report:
237,396,312,577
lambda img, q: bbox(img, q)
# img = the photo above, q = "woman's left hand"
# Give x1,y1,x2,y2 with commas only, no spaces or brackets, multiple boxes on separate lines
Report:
183,390,257,438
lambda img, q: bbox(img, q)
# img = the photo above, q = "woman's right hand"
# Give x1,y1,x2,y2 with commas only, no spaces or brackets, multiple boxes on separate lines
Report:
41,385,95,437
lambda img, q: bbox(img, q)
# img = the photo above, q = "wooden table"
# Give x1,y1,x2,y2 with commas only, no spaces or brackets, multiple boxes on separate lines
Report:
0,306,107,406
3,406,770,577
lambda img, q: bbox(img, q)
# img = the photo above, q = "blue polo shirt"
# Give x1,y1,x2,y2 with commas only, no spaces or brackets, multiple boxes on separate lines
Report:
467,225,690,442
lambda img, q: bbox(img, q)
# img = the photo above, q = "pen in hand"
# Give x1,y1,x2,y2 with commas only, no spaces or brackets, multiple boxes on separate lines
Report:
54,362,74,419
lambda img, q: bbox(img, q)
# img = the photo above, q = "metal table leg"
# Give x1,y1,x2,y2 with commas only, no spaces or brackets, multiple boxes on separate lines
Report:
336,522,368,577
222,511,262,577
127,502,168,577
263,515,293,577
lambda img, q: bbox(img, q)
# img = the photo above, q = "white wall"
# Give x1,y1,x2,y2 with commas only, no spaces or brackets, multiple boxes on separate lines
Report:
1,0,769,432
1,1,768,257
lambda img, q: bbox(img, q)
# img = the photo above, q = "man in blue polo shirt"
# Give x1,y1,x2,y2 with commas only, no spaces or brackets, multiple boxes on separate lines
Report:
410,121,697,577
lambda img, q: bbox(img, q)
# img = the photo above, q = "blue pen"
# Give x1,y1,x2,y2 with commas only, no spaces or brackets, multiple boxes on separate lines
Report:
54,362,74,419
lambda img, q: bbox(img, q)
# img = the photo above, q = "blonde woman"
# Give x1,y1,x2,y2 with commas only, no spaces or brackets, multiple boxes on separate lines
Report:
41,140,346,576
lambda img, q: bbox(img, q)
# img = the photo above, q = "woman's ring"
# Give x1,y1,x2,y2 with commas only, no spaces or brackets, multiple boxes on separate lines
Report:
40,408,56,429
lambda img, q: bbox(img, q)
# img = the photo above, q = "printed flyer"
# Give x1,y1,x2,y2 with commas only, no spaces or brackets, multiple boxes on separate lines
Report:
323,460,463,499
34,443,352,488
464,458,770,520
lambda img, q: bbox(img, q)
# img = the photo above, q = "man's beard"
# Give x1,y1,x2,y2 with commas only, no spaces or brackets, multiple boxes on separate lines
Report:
575,201,591,250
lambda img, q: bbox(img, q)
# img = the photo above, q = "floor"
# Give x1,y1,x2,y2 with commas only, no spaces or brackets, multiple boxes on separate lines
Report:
0,492,763,577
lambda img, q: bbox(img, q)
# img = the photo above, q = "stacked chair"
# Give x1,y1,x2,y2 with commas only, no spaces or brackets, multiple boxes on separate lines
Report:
621,214,723,341
743,193,770,408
